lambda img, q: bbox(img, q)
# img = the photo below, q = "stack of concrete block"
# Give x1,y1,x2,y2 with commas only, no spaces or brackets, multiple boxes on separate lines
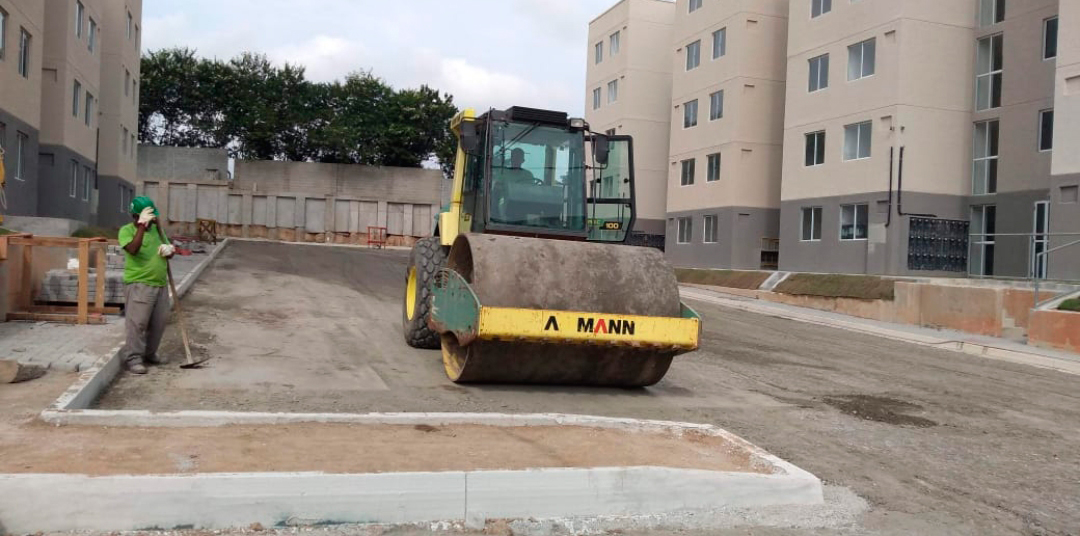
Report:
37,268,126,305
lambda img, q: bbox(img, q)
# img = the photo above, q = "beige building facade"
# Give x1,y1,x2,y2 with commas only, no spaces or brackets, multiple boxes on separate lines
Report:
1050,0,1080,278
585,0,675,247
96,0,141,226
0,0,139,227
664,0,788,269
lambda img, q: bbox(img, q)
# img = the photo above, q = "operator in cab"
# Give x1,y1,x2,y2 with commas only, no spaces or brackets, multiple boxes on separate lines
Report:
118,196,175,374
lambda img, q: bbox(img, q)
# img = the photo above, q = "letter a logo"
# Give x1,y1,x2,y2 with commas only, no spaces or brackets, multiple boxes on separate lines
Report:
544,316,560,331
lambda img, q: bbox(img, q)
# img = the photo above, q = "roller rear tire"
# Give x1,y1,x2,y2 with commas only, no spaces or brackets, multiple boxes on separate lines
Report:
403,237,449,349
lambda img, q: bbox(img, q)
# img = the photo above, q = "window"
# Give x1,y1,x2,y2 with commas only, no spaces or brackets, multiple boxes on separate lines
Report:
680,158,695,186
0,7,7,60
978,0,1005,27
809,53,829,92
127,12,133,40
610,31,620,55
75,1,84,38
970,205,996,276
677,217,693,244
18,28,30,78
1032,200,1049,278
686,40,700,71
82,166,92,201
689,0,703,13
1044,17,1058,60
973,120,999,194
14,132,26,180
840,204,869,240
843,121,872,160
131,134,136,157
703,215,718,243
706,153,721,182
592,87,601,110
73,80,82,117
69,161,78,197
84,92,93,126
801,207,823,241
1039,109,1054,151
595,42,603,64
88,18,96,52
709,90,724,120
122,127,129,155
683,99,698,128
607,79,618,103
125,69,131,96
976,34,1003,110
712,28,726,59
812,0,832,18
133,80,138,104
805,131,826,166
847,38,875,80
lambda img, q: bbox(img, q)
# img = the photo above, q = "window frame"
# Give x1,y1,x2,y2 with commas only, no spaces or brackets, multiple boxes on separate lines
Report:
709,90,724,121
594,41,603,64
610,31,620,56
801,206,823,242
686,40,701,71
703,215,718,243
805,130,826,167
809,53,829,92
592,87,601,110
972,119,1000,195
706,152,721,182
976,33,1003,111
683,99,699,129
127,12,133,40
1038,109,1053,152
811,0,832,19
84,92,93,127
680,158,696,186
14,131,26,180
847,38,876,81
0,7,7,61
69,160,78,198
688,0,703,13
72,80,82,117
839,203,869,241
75,1,84,39
677,217,693,244
82,166,92,202
843,121,872,161
18,27,30,78
1043,17,1058,60
88,17,96,52
712,28,726,59
607,79,618,104
978,0,1005,27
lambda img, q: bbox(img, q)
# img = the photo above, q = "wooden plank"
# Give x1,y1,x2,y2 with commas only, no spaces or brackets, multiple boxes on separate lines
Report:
20,244,33,310
6,312,107,325
26,305,121,315
77,241,89,325
95,246,106,311
9,237,106,248
0,234,32,261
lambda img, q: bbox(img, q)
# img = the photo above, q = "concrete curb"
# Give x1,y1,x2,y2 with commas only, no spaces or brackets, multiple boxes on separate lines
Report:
7,412,823,533
44,240,232,414
680,286,1080,376
225,236,413,251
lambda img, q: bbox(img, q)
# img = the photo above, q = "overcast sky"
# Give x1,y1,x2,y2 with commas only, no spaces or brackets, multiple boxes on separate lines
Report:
143,0,618,117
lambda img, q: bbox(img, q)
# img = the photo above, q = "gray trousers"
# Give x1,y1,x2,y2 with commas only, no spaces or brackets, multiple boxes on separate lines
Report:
123,283,170,364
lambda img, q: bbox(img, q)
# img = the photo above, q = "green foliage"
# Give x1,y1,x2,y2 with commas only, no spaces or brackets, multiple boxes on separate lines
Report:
0,227,14,236
774,274,897,301
1059,298,1080,312
71,226,119,239
675,269,771,290
139,48,458,171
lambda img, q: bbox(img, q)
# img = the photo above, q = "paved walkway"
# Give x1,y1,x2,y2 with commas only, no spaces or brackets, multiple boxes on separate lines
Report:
680,285,1080,375
0,245,218,372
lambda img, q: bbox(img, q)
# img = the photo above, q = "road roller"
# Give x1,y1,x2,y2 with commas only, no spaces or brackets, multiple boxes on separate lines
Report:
402,106,701,387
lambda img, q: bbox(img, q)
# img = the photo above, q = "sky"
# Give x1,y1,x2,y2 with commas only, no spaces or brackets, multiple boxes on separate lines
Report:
142,0,620,117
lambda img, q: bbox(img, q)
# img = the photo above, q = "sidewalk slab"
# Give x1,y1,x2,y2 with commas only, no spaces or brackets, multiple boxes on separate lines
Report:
681,286,1080,375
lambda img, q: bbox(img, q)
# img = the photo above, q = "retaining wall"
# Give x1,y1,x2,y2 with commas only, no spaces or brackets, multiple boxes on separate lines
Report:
1028,310,1080,353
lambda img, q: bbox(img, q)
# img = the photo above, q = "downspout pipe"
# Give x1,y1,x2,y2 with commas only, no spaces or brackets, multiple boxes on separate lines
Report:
896,146,937,218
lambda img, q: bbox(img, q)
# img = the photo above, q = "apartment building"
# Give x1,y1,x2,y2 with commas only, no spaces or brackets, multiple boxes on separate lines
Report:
585,0,675,247
0,0,140,228
0,0,44,218
665,0,788,269
1049,0,1080,278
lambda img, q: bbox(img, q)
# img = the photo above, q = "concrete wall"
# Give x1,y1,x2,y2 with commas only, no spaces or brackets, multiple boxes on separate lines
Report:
138,145,230,182
1049,0,1080,279
0,0,45,219
139,160,442,245
96,0,142,223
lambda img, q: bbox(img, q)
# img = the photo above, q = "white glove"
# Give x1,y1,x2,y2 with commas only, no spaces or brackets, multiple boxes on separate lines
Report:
138,207,156,226
157,244,176,257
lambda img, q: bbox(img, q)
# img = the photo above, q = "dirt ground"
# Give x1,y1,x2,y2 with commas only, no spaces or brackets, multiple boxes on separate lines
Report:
78,241,1080,534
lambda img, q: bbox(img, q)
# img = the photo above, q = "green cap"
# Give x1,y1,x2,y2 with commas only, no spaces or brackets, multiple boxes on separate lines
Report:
130,196,159,216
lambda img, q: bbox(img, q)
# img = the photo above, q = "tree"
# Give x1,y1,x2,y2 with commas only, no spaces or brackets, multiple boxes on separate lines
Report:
139,48,458,172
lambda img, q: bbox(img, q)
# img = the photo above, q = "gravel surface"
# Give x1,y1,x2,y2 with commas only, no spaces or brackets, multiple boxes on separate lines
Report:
92,241,1080,535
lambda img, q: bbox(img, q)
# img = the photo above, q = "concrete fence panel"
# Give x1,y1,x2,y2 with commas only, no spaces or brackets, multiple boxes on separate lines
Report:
275,197,295,229
227,195,243,225
387,203,405,236
412,205,432,237
252,196,269,226
168,184,190,222
305,199,326,233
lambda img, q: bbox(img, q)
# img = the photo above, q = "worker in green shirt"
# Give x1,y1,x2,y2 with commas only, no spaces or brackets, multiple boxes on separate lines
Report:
118,196,176,374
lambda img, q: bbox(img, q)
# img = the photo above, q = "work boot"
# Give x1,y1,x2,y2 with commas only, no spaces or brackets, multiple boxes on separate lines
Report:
126,361,148,375
144,354,169,366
